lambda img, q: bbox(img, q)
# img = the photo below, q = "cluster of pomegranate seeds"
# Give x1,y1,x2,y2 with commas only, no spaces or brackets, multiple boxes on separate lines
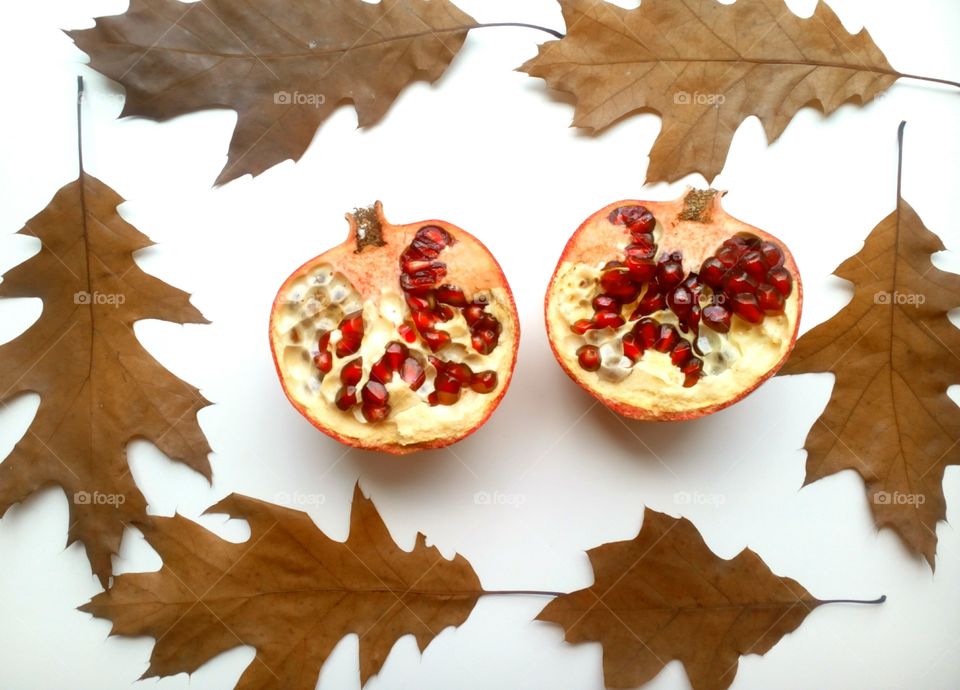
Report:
314,311,364,375
332,341,428,421
428,358,499,406
624,318,703,387
698,235,792,327
336,311,364,356
399,226,503,355
570,205,791,386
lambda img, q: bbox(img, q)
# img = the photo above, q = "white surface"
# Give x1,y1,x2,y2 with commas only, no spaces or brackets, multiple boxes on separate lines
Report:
1,0,959,689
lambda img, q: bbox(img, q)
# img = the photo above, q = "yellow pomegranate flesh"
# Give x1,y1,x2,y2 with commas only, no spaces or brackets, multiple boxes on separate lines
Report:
545,189,802,421
270,202,519,454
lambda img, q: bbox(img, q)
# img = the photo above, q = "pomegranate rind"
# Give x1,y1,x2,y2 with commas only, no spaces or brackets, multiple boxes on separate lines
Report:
545,190,802,421
270,203,520,454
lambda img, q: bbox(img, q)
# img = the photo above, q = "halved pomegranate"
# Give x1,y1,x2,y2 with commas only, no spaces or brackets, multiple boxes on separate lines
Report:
545,189,801,421
270,203,519,454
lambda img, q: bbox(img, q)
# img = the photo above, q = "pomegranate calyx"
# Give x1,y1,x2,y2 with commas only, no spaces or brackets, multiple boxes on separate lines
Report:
677,188,723,223
350,202,386,252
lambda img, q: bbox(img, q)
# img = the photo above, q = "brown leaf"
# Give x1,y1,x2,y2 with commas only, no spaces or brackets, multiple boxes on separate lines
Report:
69,0,475,186
0,173,210,586
81,484,483,689
519,0,897,183
537,508,823,690
779,152,960,568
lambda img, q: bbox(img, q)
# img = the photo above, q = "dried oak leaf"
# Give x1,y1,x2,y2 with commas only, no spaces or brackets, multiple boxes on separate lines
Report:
519,0,897,184
80,484,483,689
537,508,823,690
779,194,960,568
69,0,475,186
0,174,211,586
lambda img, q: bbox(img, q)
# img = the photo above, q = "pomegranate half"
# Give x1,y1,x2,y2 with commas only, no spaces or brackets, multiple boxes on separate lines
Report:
270,202,519,454
545,189,801,421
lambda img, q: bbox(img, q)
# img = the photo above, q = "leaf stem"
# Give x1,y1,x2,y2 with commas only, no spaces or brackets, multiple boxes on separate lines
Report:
469,22,564,40
484,589,566,597
821,595,887,605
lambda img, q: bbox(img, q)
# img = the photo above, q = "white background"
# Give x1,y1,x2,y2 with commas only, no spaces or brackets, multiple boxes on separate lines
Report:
1,0,959,688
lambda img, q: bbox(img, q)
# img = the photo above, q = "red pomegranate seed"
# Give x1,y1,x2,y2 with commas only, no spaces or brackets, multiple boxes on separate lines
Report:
634,318,659,349
621,333,643,362
470,370,498,394
631,289,666,318
361,381,389,406
716,245,739,267
478,328,499,349
370,357,393,384
339,311,363,338
416,225,452,249
600,269,639,301
656,255,684,290
609,205,656,234
435,284,467,307
723,236,750,252
603,260,625,270
335,336,361,358
400,357,425,390
314,351,333,374
653,325,679,352
405,294,432,312
413,310,437,331
335,385,357,410
592,294,620,312
723,271,758,295
739,250,767,281
670,340,693,366
446,362,473,384
625,242,657,262
760,241,785,268
699,257,726,288
403,258,439,274
471,333,493,355
423,329,451,352
731,293,764,323
572,319,593,335
625,257,657,283
702,304,731,333
434,304,456,322
476,315,502,334
362,403,391,422
577,345,601,372
383,341,408,371
434,373,462,405
593,311,625,329
317,330,331,351
463,304,485,326
767,267,793,297
400,269,444,293
398,323,416,343
667,285,694,319
681,358,703,387
757,284,785,313
340,358,363,385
